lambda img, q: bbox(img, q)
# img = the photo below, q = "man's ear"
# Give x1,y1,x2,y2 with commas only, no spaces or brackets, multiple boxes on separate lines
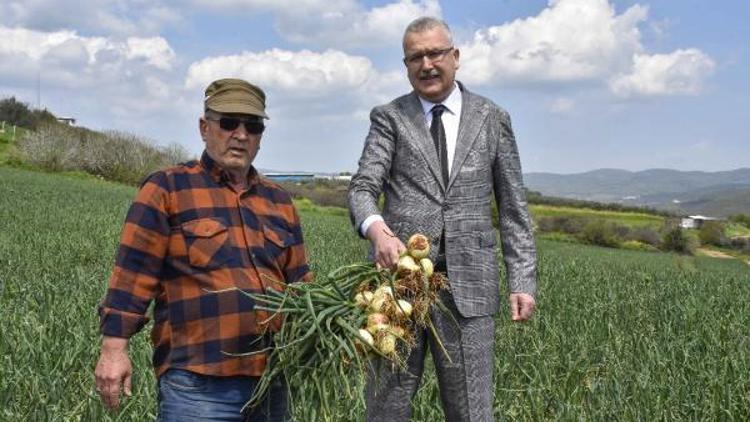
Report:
453,48,460,70
199,117,208,142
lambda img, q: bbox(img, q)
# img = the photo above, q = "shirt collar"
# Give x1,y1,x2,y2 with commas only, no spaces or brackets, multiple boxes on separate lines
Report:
418,82,462,117
200,150,259,187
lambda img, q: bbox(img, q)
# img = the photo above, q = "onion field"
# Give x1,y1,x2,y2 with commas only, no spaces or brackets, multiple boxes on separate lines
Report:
1,166,749,421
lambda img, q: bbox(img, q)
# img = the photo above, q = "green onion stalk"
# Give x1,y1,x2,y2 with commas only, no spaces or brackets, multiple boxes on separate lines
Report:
238,234,454,420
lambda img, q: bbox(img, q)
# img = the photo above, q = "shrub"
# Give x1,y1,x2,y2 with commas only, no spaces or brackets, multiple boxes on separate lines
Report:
535,216,559,233
16,123,190,185
535,216,587,235
279,179,349,209
621,240,659,252
698,221,727,247
661,226,698,255
728,214,750,230
0,97,57,130
728,237,750,253
625,226,662,247
578,219,621,248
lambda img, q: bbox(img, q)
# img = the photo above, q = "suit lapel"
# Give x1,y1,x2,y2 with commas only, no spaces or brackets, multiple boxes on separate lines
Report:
448,85,489,191
399,93,445,189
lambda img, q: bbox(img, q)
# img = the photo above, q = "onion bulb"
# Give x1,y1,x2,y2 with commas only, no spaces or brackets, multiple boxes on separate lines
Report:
367,312,389,326
395,299,413,318
397,255,420,273
378,334,397,354
407,234,430,259
419,258,434,277
367,323,390,335
369,294,389,312
389,326,405,338
357,328,374,346
374,285,393,297
354,291,373,308
366,312,390,335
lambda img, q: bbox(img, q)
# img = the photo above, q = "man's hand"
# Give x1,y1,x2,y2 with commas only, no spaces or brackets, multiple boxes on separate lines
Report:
366,220,406,269
509,293,536,322
94,336,132,410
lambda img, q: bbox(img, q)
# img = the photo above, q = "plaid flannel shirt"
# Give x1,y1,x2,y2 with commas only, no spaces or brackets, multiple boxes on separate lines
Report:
99,151,311,377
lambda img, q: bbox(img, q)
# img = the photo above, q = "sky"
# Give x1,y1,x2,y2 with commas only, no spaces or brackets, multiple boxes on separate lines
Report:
1,0,748,174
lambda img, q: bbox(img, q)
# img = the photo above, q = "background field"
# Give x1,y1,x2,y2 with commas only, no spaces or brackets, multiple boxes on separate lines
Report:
1,166,749,421
529,204,665,229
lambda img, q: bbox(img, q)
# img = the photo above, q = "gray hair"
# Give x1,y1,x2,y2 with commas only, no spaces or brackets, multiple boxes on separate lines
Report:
403,16,453,48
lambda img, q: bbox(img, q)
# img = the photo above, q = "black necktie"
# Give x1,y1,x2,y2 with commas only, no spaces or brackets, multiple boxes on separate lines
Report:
430,104,449,186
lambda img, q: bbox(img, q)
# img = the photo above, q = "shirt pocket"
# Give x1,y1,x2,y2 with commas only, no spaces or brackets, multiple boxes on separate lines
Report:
182,218,230,268
261,223,295,269
263,224,292,249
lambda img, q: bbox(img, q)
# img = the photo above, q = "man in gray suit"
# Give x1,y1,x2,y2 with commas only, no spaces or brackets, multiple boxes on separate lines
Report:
348,17,537,421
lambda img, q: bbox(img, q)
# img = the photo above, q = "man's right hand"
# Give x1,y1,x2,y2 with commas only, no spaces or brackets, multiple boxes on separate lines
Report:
94,336,132,410
366,220,406,269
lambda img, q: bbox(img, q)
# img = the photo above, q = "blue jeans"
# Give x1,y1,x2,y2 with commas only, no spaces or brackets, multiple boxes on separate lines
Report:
156,369,289,422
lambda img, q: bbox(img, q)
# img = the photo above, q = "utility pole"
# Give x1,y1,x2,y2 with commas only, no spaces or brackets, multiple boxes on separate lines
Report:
37,70,41,109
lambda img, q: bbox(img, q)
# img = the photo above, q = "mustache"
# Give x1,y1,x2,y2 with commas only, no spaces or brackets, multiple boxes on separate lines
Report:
418,69,440,79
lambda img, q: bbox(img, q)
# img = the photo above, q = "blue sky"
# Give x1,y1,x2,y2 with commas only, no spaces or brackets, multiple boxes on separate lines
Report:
1,0,747,174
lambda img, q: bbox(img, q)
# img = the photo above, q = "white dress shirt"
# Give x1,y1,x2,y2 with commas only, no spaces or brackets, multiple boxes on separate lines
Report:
360,83,463,237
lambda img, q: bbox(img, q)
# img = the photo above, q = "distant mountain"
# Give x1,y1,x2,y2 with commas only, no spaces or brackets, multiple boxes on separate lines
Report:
524,168,750,218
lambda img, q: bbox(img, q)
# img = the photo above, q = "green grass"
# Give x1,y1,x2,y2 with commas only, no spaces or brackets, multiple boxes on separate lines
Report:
0,124,26,164
2,166,750,420
727,222,750,239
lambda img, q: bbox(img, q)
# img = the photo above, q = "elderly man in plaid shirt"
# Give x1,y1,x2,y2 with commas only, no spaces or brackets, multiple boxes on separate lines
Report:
94,78,311,421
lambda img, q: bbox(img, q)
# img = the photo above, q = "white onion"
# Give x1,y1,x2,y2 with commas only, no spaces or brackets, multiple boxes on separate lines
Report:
378,334,397,354
395,299,413,318
407,234,430,259
357,328,375,346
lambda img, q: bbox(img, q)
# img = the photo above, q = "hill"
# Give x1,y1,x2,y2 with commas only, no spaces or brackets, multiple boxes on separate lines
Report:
525,168,750,217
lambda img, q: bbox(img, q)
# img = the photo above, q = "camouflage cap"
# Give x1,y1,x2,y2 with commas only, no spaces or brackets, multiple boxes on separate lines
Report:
204,78,268,119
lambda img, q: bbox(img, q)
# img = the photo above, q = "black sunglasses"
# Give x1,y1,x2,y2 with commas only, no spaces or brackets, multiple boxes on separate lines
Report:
206,116,265,135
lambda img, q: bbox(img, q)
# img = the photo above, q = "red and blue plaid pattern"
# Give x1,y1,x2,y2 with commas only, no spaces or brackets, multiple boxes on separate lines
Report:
99,151,311,377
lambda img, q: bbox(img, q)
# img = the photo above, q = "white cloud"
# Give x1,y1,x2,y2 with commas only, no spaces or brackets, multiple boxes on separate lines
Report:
549,97,575,114
0,0,182,36
457,0,714,98
0,26,176,76
192,0,441,48
609,49,715,97
183,48,411,130
185,49,377,95
459,0,647,85
125,37,176,70
0,24,182,128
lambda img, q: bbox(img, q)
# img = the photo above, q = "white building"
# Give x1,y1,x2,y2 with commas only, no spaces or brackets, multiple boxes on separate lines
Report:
680,215,718,229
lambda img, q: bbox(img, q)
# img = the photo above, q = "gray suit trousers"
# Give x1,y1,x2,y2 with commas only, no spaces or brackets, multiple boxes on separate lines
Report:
365,292,495,422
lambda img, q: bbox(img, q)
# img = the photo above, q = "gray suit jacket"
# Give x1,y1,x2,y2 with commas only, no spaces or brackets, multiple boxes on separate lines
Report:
348,82,537,318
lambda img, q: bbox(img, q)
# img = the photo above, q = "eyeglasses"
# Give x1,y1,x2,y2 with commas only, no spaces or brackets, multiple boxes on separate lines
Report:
206,116,265,135
403,47,454,67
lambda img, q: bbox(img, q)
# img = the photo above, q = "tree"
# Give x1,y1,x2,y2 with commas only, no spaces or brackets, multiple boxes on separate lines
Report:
0,97,57,129
661,225,698,255
698,221,726,247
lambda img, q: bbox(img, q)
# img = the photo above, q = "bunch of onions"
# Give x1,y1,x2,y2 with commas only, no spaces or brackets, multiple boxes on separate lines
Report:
238,234,450,419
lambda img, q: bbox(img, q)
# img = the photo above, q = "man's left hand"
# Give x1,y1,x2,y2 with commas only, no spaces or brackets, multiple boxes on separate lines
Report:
509,293,535,321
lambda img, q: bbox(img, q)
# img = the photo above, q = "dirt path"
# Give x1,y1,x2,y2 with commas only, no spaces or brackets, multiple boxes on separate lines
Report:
696,248,734,259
